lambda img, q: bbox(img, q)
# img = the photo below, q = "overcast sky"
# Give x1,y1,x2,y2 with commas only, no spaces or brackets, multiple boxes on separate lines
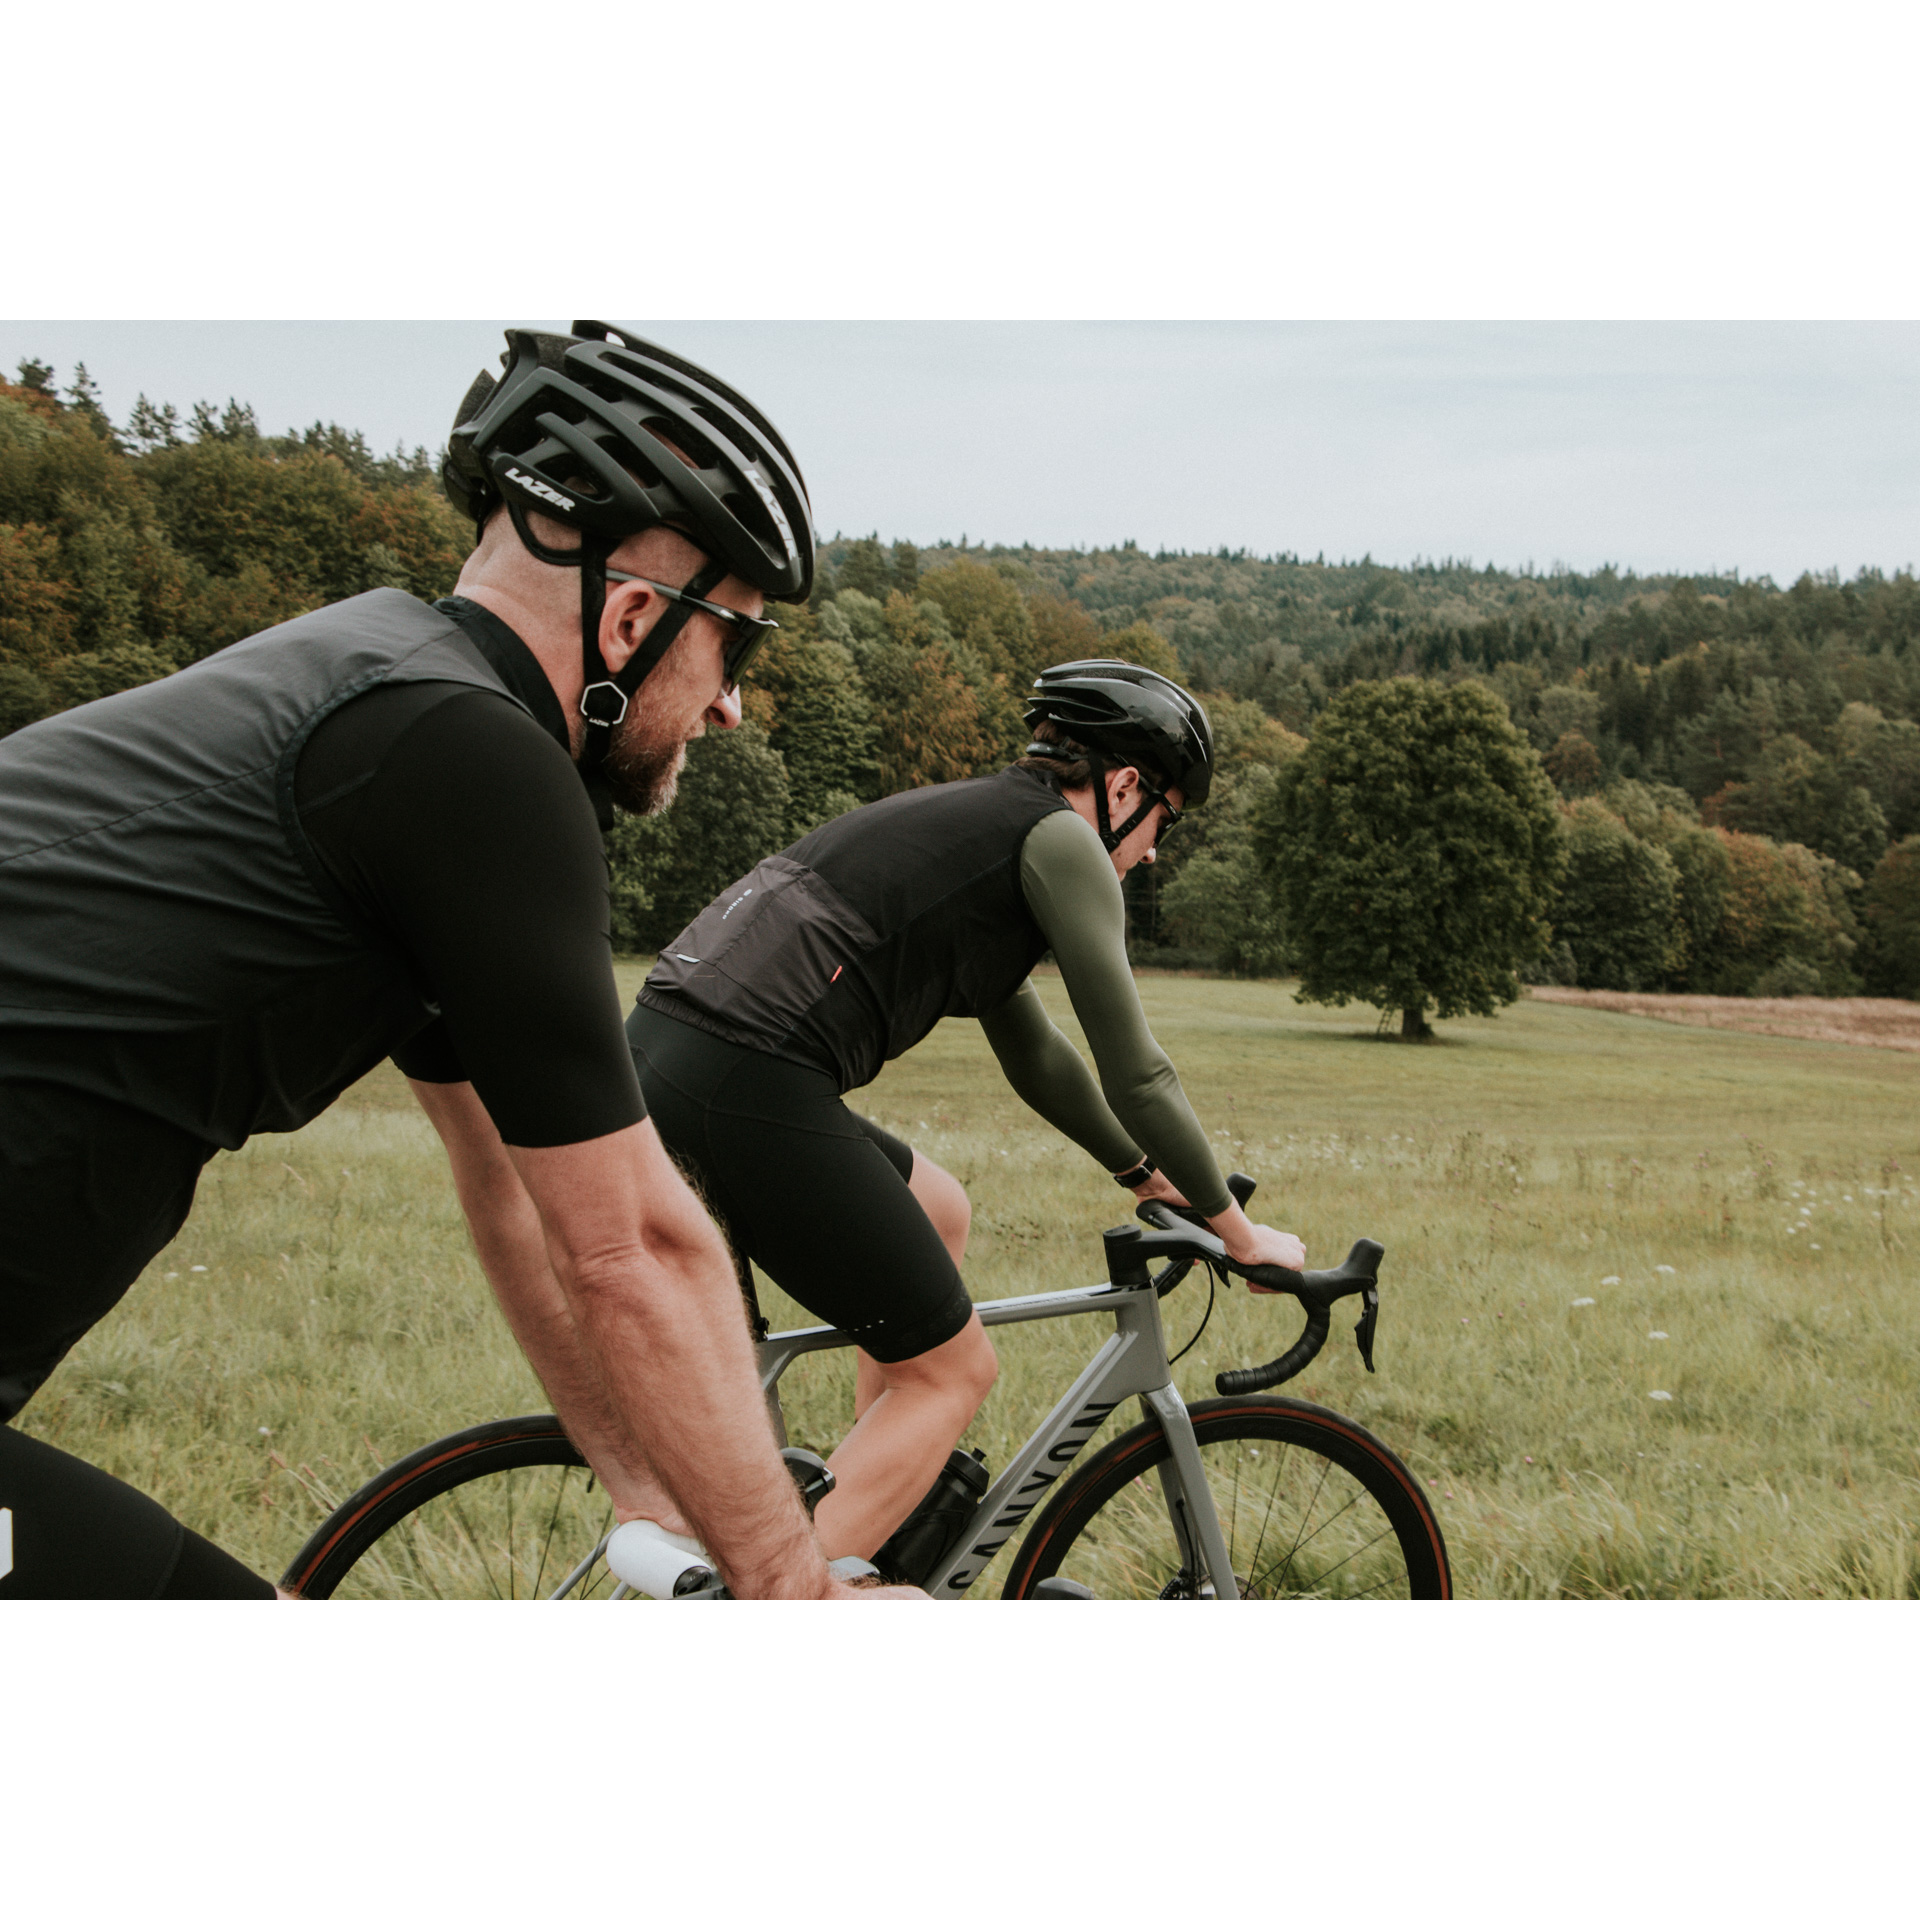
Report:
5,319,1913,586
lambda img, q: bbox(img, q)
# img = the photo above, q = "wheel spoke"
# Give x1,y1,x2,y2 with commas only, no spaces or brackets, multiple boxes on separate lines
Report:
1252,1513,1393,1597
1025,1409,1445,1603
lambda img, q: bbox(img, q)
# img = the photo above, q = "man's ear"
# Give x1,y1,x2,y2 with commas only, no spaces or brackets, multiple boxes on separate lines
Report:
598,578,662,675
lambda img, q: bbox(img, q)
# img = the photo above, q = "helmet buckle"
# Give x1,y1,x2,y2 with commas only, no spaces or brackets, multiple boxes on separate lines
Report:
580,680,629,729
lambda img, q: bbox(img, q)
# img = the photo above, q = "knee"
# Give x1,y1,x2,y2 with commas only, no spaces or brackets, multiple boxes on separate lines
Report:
910,1154,971,1263
946,1316,998,1409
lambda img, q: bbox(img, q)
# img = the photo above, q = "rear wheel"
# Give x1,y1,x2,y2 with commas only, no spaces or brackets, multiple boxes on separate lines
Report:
1002,1397,1451,1599
282,1416,622,1599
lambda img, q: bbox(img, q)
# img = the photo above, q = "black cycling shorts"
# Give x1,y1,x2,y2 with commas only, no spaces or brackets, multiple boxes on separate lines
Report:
0,1426,274,1599
0,1081,213,1423
0,1081,272,1599
627,1004,974,1365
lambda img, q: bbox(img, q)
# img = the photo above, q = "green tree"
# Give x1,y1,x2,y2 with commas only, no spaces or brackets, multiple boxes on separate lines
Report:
1552,799,1684,989
1027,592,1105,672
0,521,76,667
1704,735,1888,874
606,721,792,951
772,638,878,828
1264,679,1564,1038
1860,836,1920,998
46,642,175,708
1159,763,1291,973
836,536,894,602
1701,829,1860,996
64,363,117,445
125,394,183,452
1101,620,1182,683
911,555,1038,685
1649,816,1735,992
1543,728,1603,793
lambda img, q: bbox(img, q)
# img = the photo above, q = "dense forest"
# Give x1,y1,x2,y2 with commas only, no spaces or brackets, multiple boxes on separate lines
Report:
4,357,1915,998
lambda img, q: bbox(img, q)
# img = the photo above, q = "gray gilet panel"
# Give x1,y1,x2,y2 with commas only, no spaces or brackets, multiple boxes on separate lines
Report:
640,767,1070,1092
0,589,528,1148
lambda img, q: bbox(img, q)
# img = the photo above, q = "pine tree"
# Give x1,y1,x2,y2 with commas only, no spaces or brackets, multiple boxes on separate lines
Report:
126,394,183,452
65,364,117,444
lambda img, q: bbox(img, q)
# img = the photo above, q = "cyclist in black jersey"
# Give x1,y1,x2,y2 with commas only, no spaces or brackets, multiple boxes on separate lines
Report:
0,324,910,1601
628,660,1307,1576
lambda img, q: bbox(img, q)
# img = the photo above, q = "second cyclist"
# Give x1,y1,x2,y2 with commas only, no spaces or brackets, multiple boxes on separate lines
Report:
626,658,1306,1577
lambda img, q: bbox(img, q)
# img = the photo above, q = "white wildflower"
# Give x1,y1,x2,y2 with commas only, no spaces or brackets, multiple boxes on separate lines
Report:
1655,1264,1675,1274
190,1264,208,1273
1601,1275,1621,1286
1649,1390,1673,1402
1649,1331,1669,1340
1572,1297,1596,1308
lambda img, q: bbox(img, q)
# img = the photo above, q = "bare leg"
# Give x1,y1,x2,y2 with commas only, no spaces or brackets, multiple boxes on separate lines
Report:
816,1152,998,1560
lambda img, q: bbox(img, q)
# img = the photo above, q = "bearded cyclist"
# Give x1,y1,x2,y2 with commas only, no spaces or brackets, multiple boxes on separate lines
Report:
0,323,906,1601
627,660,1307,1581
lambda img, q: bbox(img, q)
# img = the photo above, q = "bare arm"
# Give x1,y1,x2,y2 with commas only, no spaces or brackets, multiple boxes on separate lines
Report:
411,1078,840,1599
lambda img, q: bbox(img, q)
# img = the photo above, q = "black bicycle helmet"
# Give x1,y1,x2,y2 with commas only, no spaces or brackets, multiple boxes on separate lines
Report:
443,321,817,764
1023,658,1215,850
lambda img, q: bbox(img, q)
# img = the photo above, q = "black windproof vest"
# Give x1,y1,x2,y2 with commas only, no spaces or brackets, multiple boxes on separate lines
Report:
0,590,531,1148
639,767,1071,1092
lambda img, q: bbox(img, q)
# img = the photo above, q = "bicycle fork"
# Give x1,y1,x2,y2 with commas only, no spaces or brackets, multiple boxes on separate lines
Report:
1141,1384,1240,1600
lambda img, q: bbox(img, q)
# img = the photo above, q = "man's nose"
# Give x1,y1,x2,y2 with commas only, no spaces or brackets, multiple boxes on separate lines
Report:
710,684,742,730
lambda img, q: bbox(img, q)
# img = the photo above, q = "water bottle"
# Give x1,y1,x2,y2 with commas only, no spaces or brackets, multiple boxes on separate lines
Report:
872,1447,990,1587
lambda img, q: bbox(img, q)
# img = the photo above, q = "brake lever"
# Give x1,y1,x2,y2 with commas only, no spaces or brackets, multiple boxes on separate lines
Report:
1355,1285,1379,1373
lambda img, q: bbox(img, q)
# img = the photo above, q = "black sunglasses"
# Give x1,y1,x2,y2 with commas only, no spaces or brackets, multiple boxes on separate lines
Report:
1140,783,1184,845
605,569,778,690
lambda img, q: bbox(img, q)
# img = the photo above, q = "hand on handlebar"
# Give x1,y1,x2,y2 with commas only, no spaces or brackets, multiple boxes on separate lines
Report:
1209,1205,1306,1285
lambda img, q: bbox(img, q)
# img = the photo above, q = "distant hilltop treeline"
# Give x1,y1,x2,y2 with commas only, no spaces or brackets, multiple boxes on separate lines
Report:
5,359,1917,997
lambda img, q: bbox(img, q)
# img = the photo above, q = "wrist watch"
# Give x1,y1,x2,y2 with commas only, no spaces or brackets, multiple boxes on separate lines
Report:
1114,1157,1157,1190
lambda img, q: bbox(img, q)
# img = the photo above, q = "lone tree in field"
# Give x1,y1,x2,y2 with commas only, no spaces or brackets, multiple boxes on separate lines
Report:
1263,678,1564,1038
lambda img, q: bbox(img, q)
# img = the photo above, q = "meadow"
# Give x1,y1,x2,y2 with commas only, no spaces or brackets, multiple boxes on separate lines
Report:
22,969,1919,1598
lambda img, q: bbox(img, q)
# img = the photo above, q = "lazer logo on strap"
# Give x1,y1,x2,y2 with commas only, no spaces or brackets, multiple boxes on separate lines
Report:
505,466,573,513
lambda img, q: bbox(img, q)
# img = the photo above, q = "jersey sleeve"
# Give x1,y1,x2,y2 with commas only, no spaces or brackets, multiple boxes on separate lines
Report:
302,689,645,1148
978,979,1143,1171
1017,810,1231,1217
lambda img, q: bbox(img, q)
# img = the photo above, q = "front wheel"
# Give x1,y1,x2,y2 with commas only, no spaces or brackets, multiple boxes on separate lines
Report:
282,1415,622,1599
1002,1397,1451,1599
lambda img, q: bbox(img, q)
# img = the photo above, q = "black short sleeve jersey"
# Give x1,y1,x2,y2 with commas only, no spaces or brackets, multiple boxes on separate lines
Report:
292,601,645,1148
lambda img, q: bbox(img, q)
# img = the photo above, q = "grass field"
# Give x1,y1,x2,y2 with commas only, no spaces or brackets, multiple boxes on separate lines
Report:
21,969,1919,1598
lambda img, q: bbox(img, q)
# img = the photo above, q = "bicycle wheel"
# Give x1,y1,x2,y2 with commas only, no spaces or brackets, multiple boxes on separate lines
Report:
283,1415,624,1599
1002,1397,1451,1599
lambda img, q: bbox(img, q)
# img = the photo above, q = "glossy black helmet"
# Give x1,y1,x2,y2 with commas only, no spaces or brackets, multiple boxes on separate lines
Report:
443,320,815,601
1024,658,1215,808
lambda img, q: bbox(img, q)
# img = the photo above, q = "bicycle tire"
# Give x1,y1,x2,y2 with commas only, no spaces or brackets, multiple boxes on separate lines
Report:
1001,1397,1451,1599
282,1415,624,1599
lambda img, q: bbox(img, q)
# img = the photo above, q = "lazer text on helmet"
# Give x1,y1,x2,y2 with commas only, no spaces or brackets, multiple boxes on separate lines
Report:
506,467,574,513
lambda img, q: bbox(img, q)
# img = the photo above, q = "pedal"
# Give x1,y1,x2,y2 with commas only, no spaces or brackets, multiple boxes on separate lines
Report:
1030,1576,1095,1599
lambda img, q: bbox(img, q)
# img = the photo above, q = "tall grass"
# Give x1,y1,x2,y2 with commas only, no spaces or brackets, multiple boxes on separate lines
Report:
22,970,1920,1597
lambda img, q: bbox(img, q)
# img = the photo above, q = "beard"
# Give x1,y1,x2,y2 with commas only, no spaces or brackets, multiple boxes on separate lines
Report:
602,709,690,816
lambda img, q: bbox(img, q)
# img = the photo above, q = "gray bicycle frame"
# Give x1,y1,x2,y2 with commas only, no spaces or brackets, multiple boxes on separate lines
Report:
754,1269,1241,1600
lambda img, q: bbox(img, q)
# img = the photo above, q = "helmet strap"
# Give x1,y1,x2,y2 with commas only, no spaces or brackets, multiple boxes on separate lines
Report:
1090,756,1158,853
578,552,729,768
